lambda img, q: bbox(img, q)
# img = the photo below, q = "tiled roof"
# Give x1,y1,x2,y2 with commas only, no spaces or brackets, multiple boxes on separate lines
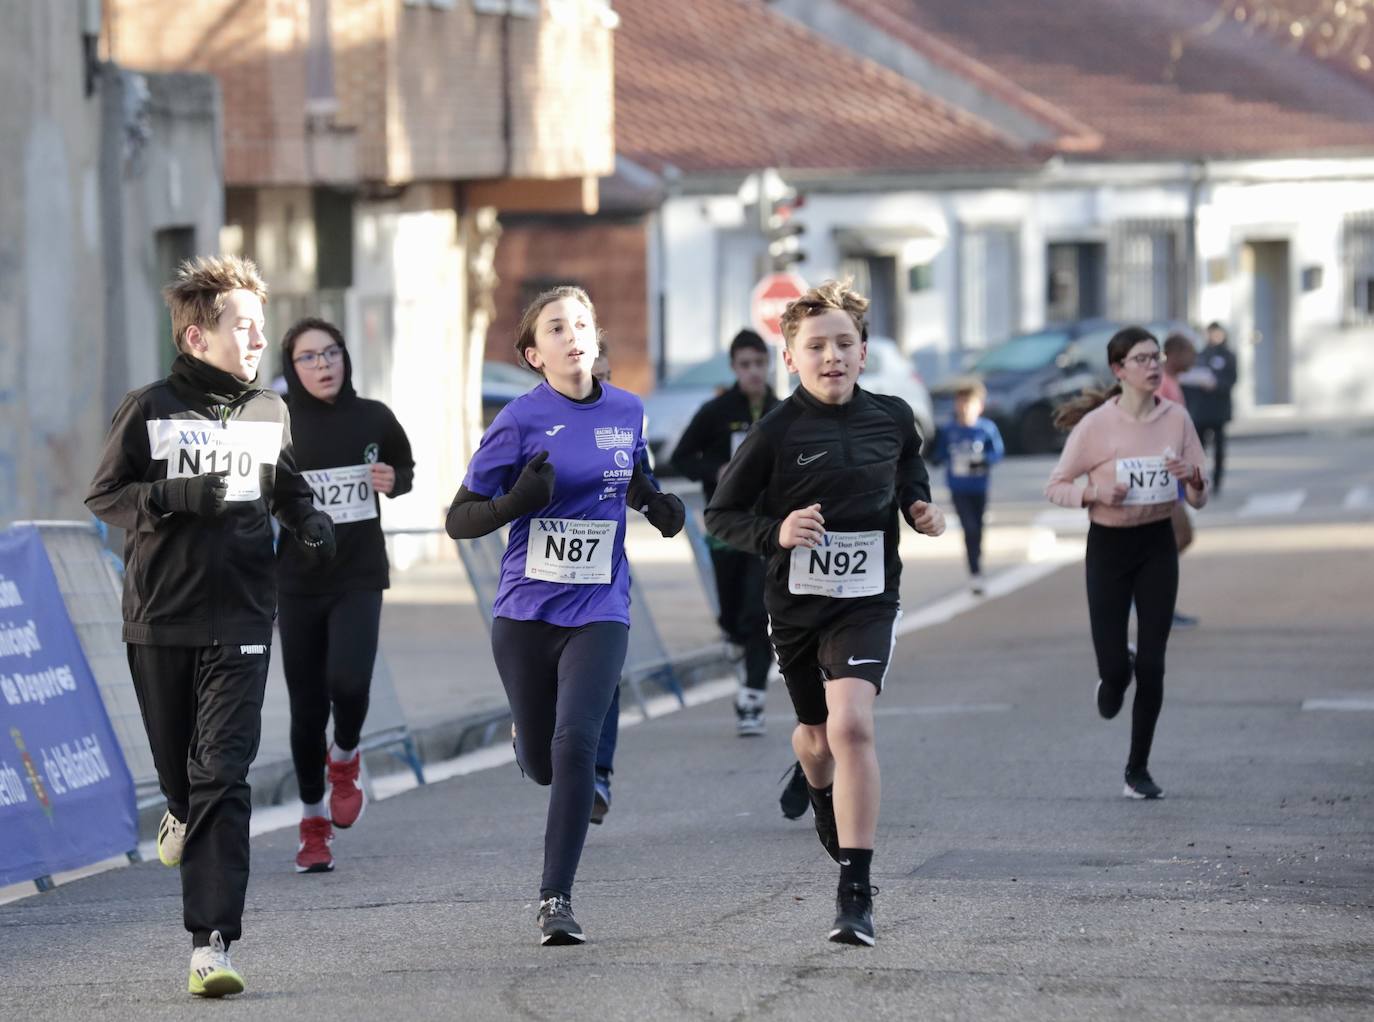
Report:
837,0,1374,159
612,0,1039,176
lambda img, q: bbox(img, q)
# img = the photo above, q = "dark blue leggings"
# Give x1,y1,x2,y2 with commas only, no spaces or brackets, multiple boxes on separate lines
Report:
491,617,628,897
951,490,987,575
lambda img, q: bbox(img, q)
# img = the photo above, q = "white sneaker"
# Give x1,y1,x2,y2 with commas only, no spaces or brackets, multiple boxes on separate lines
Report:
735,688,766,737
157,810,186,867
188,930,244,997
970,573,985,596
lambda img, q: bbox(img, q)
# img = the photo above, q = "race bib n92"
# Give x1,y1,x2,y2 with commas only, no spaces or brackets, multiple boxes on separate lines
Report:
524,518,617,584
788,530,884,598
303,464,377,524
148,419,284,502
1115,457,1176,506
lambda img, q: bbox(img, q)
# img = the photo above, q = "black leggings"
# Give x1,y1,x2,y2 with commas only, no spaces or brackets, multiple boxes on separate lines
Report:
1085,520,1178,771
491,617,628,898
278,589,383,805
710,545,772,691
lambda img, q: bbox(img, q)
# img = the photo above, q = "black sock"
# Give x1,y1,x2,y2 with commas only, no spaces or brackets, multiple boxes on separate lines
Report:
807,782,833,812
839,847,873,888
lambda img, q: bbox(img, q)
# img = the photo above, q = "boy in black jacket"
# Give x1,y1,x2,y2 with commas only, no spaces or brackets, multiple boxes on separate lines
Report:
276,317,414,873
705,280,945,947
671,329,779,735
86,255,334,998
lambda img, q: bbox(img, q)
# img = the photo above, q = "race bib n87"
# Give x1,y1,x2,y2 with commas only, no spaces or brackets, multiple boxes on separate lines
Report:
303,464,377,524
788,530,885,598
524,518,617,584
148,419,284,502
1115,457,1176,506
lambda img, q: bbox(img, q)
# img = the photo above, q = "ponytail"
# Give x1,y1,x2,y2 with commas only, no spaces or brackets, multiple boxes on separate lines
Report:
1054,383,1121,432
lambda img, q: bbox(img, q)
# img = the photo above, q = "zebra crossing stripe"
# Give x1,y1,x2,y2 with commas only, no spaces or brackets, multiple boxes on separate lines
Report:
1342,485,1373,511
1238,490,1307,517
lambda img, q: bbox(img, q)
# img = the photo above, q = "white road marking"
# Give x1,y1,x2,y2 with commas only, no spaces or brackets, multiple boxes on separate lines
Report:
1342,485,1373,511
1238,490,1306,517
1301,698,1374,712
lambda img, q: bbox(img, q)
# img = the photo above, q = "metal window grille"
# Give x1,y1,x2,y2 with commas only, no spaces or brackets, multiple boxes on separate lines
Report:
1108,219,1187,322
959,226,1020,349
1342,212,1374,326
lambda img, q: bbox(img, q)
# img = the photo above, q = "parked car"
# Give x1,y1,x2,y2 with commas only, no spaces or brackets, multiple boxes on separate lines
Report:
481,360,540,425
644,337,935,475
927,320,1198,454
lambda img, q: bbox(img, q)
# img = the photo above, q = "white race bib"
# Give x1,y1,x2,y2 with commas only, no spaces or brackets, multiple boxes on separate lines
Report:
303,465,377,523
730,430,749,456
1115,457,1176,506
525,518,617,584
788,530,884,598
950,440,988,478
148,419,283,502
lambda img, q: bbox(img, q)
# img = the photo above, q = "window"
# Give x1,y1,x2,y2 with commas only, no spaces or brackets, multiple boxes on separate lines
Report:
472,0,540,15
1108,220,1186,322
959,226,1020,349
1342,212,1374,325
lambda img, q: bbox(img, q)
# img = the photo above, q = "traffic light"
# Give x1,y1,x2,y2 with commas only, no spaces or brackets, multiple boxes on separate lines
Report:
766,193,806,271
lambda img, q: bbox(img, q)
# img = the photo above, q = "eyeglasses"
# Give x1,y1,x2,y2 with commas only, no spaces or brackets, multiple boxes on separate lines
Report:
1121,352,1162,367
294,346,343,370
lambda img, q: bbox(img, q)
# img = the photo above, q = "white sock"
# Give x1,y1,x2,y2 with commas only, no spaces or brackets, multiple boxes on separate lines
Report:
737,687,766,709
331,744,358,762
302,800,327,819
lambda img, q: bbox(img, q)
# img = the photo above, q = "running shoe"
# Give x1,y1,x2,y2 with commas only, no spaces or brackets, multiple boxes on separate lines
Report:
779,761,809,820
1123,767,1164,799
537,894,586,946
188,931,244,998
735,689,766,737
828,882,878,946
327,749,366,828
969,573,985,596
157,810,186,867
590,770,611,825
1172,611,1199,629
810,784,842,864
295,816,335,873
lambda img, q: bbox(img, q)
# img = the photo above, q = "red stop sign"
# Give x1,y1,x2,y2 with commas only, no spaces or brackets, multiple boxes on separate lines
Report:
750,272,808,345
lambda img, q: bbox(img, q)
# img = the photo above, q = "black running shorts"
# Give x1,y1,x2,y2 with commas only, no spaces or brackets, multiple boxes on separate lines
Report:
770,604,901,725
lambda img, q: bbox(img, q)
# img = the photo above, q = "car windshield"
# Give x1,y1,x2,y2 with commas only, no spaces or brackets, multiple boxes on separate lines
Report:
484,361,538,386
665,353,734,389
968,330,1071,373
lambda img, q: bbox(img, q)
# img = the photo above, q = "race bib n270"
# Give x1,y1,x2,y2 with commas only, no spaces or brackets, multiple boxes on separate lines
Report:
788,530,884,598
524,518,617,584
1115,457,1176,506
303,464,376,524
147,419,283,502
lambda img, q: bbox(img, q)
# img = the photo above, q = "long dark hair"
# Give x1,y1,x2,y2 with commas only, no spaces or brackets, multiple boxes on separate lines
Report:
1053,326,1159,431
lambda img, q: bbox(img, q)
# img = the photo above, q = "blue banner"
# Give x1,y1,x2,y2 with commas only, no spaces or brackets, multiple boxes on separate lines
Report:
0,526,138,886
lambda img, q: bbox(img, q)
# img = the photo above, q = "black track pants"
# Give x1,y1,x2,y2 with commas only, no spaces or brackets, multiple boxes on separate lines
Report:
491,617,628,898
1085,519,1178,771
710,546,772,691
278,589,383,805
126,642,269,947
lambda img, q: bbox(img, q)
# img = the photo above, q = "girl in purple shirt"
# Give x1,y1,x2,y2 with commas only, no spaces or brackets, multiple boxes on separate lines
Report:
446,286,684,946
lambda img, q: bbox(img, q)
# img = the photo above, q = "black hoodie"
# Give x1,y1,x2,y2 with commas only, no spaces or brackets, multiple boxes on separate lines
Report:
276,332,414,595
86,355,329,646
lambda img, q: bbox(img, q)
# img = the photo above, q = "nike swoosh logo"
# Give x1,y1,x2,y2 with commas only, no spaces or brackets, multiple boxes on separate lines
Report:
838,858,851,866
545,425,566,436
797,451,829,466
848,657,881,666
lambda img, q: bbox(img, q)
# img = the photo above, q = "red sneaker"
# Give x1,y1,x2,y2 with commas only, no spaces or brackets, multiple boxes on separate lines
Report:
295,817,334,873
327,750,366,828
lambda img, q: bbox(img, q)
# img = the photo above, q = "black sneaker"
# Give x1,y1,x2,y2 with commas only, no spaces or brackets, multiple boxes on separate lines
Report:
589,771,611,825
809,785,841,864
1123,767,1164,800
1172,611,1199,629
828,882,878,946
536,894,586,945
779,761,809,820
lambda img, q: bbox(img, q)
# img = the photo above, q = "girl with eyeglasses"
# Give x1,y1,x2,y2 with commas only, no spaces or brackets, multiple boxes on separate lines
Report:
1046,326,1208,799
275,317,415,874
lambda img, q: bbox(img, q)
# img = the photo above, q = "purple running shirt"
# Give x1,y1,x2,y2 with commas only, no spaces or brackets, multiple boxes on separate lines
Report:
463,380,646,627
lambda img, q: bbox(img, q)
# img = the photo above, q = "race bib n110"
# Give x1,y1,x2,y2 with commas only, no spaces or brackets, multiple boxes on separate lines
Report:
1115,456,1176,506
788,530,884,598
303,465,377,523
524,518,617,584
148,419,283,502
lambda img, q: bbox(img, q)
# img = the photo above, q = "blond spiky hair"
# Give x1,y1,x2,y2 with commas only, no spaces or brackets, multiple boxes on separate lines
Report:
162,255,268,353
779,279,869,347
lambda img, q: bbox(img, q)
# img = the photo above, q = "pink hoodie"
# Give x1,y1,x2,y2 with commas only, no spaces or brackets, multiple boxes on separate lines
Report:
1046,395,1208,527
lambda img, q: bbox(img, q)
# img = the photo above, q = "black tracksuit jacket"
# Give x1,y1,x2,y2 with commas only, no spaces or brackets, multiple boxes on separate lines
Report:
86,355,329,646
704,384,931,629
275,341,414,595
670,383,779,504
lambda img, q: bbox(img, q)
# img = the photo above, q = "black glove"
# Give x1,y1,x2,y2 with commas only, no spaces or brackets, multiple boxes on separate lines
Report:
162,473,228,517
296,514,336,564
494,451,556,521
641,491,685,538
